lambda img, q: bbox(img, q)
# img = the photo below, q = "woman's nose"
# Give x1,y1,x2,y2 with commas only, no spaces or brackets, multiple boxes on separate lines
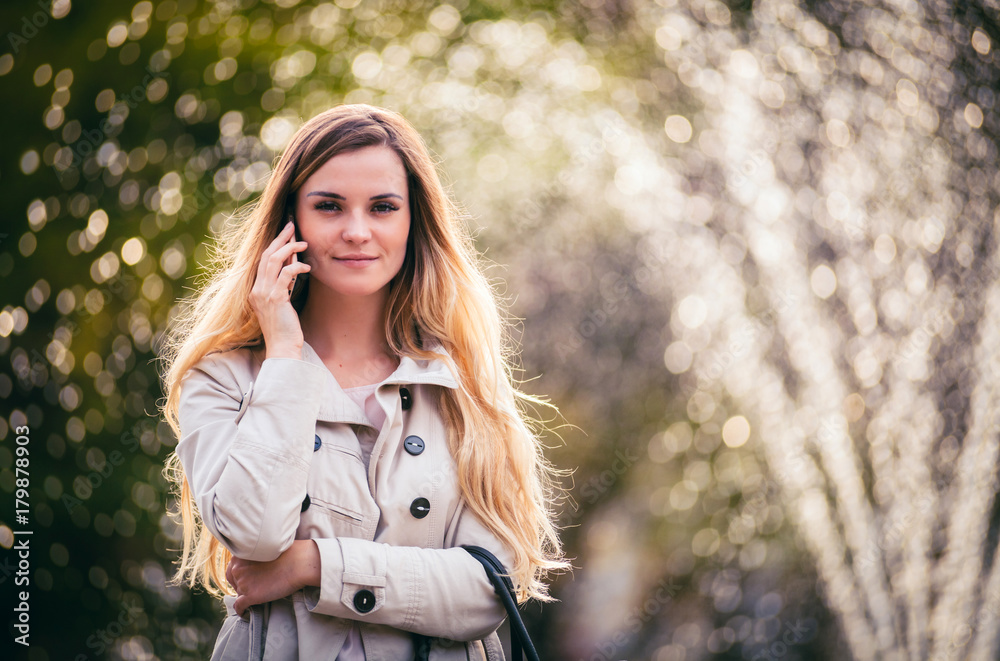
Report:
342,210,371,243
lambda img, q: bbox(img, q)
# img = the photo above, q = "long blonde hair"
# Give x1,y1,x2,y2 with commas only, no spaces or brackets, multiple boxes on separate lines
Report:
159,104,567,602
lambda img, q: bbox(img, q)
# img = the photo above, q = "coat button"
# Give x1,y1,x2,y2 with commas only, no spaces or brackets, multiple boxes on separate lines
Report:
403,435,425,456
353,589,376,613
400,387,412,410
301,494,310,512
410,497,430,519
314,435,322,451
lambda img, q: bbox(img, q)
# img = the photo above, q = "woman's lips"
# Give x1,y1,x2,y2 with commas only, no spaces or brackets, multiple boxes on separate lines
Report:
334,255,377,268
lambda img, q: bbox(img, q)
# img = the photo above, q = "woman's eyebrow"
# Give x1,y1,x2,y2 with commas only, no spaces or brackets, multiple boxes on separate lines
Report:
305,191,404,201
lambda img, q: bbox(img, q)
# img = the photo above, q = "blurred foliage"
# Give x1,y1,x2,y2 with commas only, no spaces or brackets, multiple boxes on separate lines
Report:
2,0,1000,660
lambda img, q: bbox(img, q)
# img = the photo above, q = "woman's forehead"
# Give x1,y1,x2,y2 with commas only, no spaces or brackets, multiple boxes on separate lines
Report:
302,145,408,193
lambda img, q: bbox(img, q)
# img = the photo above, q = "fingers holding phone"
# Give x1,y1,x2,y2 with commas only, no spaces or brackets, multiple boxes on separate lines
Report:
250,221,310,358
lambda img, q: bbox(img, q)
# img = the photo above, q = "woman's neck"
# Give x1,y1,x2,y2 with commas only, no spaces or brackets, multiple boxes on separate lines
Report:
298,287,399,387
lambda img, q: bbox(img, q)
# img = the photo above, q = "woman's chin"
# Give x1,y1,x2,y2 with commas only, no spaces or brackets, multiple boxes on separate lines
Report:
307,281,391,301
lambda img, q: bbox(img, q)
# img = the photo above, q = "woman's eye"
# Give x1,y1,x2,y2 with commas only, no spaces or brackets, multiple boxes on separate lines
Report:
314,201,339,211
373,203,398,214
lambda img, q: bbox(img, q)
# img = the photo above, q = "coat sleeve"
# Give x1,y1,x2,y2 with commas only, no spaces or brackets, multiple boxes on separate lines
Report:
304,502,515,641
175,352,330,561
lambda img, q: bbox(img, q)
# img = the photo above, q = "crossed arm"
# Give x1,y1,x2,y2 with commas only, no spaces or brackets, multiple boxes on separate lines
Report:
226,539,319,616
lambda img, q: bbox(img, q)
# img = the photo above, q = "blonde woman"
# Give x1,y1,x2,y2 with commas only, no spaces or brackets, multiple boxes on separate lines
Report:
159,104,566,659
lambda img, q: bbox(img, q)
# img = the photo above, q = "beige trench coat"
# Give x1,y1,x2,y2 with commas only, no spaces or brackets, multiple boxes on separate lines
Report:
175,340,511,660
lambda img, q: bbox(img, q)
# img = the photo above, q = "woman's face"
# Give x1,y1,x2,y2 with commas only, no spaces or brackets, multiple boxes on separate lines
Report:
294,145,410,303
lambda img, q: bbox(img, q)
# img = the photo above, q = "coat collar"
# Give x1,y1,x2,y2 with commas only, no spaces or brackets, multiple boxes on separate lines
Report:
298,340,459,424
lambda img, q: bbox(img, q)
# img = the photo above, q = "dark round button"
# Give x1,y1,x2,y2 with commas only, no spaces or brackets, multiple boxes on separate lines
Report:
400,387,412,411
314,434,322,451
353,589,376,613
403,435,425,456
301,494,310,512
410,497,430,519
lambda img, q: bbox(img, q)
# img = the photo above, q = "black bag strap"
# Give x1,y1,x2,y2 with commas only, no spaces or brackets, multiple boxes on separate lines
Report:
462,545,541,661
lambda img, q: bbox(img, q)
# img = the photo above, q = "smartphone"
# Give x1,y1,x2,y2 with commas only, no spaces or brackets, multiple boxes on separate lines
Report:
281,207,304,297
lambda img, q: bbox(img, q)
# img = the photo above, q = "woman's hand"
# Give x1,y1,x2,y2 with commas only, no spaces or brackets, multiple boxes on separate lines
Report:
227,540,321,617
249,221,310,360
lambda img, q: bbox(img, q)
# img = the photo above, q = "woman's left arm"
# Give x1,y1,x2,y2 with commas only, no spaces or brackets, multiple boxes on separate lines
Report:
228,504,512,642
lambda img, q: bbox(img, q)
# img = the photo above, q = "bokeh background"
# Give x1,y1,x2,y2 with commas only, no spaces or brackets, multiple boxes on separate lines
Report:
3,0,1000,659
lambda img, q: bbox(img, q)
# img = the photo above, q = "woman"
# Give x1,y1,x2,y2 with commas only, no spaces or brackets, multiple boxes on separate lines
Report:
159,104,566,659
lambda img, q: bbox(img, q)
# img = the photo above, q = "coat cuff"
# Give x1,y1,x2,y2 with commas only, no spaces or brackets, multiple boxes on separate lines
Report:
303,537,343,614
305,537,391,618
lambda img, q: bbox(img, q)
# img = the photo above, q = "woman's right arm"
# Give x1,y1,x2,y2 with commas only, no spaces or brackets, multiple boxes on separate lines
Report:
176,352,329,561
175,220,316,560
